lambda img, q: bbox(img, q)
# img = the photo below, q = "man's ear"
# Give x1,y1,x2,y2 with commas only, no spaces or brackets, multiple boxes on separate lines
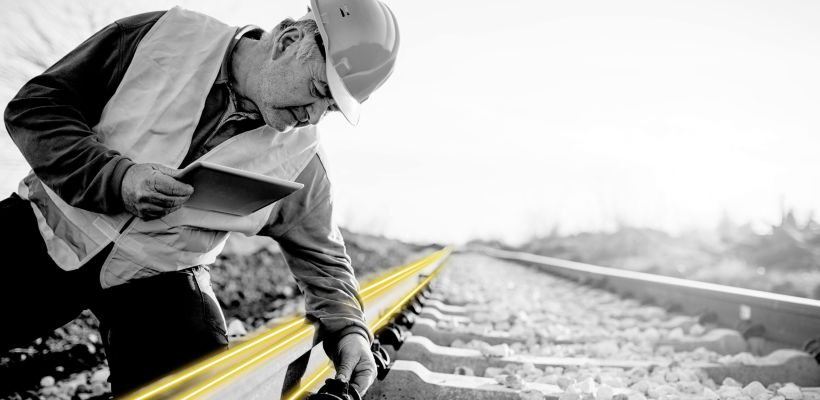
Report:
273,26,305,59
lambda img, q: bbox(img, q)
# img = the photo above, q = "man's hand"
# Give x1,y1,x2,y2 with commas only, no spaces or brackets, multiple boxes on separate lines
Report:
121,163,194,220
330,333,377,395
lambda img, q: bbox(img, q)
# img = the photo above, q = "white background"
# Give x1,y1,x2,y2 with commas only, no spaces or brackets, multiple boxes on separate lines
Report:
1,0,818,244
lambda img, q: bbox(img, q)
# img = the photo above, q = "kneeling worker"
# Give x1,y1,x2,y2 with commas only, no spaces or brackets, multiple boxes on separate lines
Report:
1,0,399,395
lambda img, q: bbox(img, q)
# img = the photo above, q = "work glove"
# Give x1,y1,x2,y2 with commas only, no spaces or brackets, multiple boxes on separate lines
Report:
121,163,194,220
327,333,377,395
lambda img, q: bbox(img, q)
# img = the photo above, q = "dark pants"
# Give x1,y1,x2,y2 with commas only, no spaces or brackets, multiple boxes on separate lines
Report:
0,193,229,396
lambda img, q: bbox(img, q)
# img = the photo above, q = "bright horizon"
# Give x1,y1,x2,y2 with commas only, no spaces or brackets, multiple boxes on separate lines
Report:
1,0,819,245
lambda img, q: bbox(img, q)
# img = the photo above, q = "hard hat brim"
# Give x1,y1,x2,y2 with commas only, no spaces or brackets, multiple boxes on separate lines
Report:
325,56,361,125
310,0,361,125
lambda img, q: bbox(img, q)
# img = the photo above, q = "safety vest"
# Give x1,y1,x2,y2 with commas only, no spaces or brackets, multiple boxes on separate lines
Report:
18,7,319,288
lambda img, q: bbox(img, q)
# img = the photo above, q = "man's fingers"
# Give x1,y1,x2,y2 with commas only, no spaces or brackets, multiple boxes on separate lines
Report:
336,348,375,396
138,204,167,220
330,333,375,395
121,163,194,219
166,203,184,215
350,367,375,396
334,352,356,383
153,164,184,178
146,192,189,208
152,173,194,197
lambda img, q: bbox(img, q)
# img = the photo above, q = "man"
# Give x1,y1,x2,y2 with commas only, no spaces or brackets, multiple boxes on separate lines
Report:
1,0,399,396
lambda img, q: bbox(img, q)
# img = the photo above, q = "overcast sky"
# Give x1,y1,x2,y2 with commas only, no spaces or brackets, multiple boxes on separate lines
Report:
1,0,819,244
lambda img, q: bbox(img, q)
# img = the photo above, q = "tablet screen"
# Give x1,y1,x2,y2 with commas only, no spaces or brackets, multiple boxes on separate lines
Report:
178,161,304,216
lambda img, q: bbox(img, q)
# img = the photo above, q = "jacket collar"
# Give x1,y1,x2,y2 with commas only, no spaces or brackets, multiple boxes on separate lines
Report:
215,25,264,85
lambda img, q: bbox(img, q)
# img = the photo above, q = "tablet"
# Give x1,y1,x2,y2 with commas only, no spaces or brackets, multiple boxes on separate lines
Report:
177,161,304,216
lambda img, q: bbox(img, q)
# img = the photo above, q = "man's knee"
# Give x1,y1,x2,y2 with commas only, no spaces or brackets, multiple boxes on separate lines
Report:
94,267,228,394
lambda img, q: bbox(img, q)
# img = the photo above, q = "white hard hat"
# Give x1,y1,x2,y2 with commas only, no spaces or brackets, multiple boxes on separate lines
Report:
308,0,400,125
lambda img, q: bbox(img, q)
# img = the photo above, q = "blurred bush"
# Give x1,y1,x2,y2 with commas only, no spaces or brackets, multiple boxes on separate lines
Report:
508,210,820,300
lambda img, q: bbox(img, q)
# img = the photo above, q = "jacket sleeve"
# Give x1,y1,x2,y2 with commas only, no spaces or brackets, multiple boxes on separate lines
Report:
4,12,164,213
258,154,371,343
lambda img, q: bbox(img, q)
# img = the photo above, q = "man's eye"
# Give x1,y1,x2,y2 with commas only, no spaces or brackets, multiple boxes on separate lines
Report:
311,81,324,98
312,80,330,98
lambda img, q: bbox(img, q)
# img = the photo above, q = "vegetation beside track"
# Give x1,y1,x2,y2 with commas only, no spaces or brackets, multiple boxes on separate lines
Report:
477,212,820,300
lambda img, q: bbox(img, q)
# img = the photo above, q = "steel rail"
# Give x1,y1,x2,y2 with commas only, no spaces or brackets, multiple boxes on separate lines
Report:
477,247,820,351
122,247,452,400
284,260,450,400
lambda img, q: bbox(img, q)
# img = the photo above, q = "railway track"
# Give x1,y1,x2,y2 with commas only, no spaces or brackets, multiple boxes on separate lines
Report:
125,247,820,400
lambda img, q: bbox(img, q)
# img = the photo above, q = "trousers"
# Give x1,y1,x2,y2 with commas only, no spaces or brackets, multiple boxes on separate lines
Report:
0,193,229,396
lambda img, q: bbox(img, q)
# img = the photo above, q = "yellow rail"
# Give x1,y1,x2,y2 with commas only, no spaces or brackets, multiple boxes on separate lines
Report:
284,255,450,400
123,247,451,400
